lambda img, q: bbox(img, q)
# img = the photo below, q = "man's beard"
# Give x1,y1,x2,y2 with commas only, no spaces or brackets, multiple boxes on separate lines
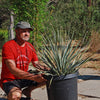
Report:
22,36,30,41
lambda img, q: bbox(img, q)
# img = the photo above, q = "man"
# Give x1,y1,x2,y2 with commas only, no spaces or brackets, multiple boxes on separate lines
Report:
0,21,46,100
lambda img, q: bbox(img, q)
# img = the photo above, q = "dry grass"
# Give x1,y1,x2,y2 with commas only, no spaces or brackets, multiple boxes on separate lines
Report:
81,32,100,70
89,31,100,53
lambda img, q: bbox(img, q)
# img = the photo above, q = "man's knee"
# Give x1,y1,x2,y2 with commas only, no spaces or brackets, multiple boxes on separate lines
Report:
8,87,22,100
11,92,21,100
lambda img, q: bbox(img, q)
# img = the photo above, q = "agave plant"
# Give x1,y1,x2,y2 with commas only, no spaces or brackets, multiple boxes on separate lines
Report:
38,29,90,77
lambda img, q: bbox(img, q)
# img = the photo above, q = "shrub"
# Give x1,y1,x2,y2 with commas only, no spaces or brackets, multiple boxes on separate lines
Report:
0,29,8,40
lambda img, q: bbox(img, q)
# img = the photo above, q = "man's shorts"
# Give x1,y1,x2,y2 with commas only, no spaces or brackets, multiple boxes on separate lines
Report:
3,79,38,95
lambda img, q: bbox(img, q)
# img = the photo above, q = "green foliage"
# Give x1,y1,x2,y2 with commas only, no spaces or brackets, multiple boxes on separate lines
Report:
90,0,100,32
8,0,49,48
44,0,100,40
0,0,100,48
0,0,49,48
0,0,10,29
38,28,90,76
0,29,8,49
0,29,8,40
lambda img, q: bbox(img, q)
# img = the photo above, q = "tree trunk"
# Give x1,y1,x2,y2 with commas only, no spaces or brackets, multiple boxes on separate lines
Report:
9,11,14,40
87,0,91,7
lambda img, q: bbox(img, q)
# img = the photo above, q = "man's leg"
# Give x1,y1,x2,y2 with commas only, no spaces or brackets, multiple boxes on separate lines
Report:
7,87,22,100
22,82,46,98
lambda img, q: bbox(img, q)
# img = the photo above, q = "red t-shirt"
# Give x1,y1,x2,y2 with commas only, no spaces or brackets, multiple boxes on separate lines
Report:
0,40,38,88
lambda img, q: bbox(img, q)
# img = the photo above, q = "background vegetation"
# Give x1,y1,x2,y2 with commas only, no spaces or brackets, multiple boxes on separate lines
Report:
0,0,100,49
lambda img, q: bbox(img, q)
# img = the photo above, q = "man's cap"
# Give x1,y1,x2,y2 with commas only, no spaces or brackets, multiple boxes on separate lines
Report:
15,21,33,31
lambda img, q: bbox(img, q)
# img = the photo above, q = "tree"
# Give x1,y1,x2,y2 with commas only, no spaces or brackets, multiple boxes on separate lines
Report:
0,0,15,39
0,0,10,29
0,0,49,44
0,0,100,46
44,0,100,41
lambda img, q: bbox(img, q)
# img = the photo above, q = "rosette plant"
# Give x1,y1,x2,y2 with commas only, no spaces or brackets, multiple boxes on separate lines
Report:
37,29,90,100
38,29,89,77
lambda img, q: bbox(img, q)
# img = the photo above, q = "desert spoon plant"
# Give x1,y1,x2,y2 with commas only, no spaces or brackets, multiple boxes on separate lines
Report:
38,29,90,78
37,29,91,100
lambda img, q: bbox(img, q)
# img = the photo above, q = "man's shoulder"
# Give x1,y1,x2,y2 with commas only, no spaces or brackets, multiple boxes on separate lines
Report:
3,40,15,47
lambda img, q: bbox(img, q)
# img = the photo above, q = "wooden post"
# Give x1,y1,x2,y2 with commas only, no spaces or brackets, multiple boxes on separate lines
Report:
9,11,15,40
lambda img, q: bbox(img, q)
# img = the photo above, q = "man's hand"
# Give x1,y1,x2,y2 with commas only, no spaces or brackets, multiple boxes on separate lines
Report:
33,74,47,83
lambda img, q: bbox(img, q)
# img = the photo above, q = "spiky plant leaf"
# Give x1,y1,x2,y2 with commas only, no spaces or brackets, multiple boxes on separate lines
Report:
38,29,91,77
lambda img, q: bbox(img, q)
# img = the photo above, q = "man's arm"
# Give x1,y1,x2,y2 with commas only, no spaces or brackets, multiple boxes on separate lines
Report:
33,61,50,71
5,59,46,83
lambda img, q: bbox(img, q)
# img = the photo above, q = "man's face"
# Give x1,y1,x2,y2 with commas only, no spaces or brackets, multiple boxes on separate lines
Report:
16,28,31,41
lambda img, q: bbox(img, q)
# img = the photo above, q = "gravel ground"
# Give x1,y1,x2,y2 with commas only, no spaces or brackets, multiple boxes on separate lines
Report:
0,64,100,100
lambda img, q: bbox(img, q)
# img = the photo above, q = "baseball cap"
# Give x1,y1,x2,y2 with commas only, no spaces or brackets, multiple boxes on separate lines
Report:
15,21,33,31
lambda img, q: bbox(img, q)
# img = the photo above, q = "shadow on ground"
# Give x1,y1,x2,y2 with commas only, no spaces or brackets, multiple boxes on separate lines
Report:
78,75,100,80
79,94,100,99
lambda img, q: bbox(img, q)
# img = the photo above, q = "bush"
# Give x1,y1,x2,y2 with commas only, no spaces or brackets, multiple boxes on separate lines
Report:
0,29,8,40
0,29,8,49
43,0,100,40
